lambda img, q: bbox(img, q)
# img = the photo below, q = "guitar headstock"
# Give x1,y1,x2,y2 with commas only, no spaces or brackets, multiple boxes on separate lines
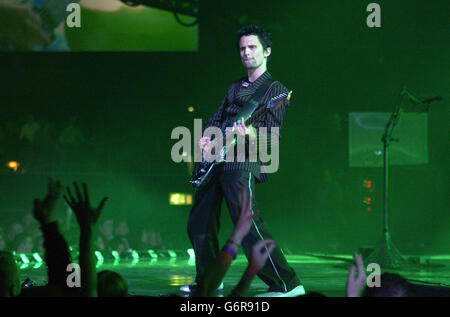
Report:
266,90,293,110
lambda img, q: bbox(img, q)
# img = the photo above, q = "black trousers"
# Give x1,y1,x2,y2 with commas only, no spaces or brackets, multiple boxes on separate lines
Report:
187,168,300,292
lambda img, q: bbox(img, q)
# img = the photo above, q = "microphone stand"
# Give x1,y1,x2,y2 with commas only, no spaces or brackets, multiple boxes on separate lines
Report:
366,89,407,269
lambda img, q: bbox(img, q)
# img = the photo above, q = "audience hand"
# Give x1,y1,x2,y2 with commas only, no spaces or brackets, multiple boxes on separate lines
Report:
233,117,256,141
64,182,108,229
33,178,62,225
346,253,367,297
249,239,276,272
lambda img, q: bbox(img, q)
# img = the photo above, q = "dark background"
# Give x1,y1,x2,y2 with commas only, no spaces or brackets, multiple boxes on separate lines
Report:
0,0,449,254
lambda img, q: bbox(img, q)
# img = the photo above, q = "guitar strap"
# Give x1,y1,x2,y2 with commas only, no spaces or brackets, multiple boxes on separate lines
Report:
232,78,275,123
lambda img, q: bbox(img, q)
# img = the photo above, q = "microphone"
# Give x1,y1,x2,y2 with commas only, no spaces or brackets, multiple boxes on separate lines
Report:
402,88,422,104
421,96,442,104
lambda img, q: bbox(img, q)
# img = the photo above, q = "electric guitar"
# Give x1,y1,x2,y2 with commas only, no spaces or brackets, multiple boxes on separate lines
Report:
0,0,78,51
189,90,292,189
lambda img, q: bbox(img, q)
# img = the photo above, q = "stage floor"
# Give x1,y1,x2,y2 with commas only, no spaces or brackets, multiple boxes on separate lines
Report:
18,253,450,297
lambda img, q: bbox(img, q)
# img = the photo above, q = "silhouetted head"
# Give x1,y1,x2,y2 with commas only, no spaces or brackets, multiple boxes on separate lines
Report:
363,273,411,297
0,251,21,297
101,219,114,238
97,270,128,297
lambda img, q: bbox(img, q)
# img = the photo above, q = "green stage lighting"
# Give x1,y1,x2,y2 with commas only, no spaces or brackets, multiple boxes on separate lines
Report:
95,251,104,267
148,249,158,259
19,254,30,264
33,253,43,263
131,250,140,264
112,250,120,261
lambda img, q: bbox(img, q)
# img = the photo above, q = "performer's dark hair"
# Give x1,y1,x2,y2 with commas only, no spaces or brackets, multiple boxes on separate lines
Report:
236,24,272,52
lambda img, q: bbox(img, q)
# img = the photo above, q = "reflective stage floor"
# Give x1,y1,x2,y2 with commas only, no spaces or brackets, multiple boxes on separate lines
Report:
17,253,450,297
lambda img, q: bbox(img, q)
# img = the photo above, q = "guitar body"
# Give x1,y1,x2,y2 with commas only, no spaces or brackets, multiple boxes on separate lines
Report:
189,90,292,190
190,160,224,189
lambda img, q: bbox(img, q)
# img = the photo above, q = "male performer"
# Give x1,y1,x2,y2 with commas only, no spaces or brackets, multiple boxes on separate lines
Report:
182,25,304,297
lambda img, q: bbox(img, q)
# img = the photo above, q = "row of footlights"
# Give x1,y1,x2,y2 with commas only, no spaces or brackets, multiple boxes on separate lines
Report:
13,249,196,269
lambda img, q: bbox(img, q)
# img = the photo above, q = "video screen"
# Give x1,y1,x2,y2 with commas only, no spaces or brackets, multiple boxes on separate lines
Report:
349,112,428,167
0,0,199,51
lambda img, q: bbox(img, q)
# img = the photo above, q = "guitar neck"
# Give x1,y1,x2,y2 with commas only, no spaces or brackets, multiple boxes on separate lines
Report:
214,105,270,149
208,91,290,151
244,105,270,127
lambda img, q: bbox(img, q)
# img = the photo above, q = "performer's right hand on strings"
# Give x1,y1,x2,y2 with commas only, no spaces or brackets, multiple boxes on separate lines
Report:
198,136,212,153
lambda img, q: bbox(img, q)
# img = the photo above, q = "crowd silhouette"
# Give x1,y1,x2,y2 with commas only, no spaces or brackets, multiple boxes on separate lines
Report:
2,178,444,297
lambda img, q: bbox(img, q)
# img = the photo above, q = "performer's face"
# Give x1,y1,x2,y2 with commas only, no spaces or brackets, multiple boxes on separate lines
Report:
239,35,271,70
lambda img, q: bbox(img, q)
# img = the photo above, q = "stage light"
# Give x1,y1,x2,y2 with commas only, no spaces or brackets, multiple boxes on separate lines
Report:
112,250,120,261
33,263,43,269
95,251,104,266
19,254,30,264
187,106,194,112
6,161,19,172
148,249,158,259
169,275,194,286
169,193,193,205
363,179,373,188
168,250,177,258
32,253,43,263
187,249,195,259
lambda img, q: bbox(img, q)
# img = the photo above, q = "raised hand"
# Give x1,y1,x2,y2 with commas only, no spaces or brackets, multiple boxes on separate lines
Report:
63,182,108,228
346,253,367,297
250,239,276,272
33,178,62,225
